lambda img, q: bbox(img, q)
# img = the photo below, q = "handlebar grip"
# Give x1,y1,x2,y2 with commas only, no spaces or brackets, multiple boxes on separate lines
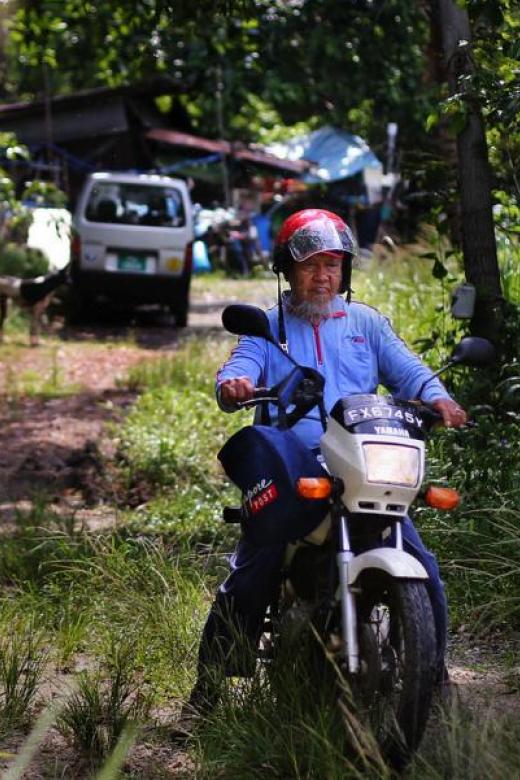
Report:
253,387,270,399
414,404,443,429
236,387,277,408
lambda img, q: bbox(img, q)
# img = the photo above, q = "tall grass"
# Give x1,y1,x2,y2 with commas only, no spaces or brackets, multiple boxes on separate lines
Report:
118,335,247,545
192,665,520,779
0,624,46,736
56,638,148,769
0,512,210,746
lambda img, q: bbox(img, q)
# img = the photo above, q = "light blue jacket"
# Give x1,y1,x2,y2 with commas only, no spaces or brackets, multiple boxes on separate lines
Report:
216,296,451,449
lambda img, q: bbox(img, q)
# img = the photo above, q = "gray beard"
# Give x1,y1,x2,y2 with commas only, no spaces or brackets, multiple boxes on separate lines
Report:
286,294,335,321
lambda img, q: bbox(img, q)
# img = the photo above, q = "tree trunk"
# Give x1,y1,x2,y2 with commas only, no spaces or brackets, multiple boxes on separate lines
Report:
434,0,504,343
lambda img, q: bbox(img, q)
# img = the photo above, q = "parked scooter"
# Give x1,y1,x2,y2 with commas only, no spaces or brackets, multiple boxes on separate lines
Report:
218,303,495,769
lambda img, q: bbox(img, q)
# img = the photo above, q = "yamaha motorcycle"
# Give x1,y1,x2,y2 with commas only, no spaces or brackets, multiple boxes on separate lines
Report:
218,303,495,769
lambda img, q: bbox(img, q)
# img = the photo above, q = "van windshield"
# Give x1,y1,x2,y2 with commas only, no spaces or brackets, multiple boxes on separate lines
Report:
85,183,186,227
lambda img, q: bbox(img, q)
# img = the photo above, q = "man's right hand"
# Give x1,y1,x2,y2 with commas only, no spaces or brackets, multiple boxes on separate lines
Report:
219,376,255,407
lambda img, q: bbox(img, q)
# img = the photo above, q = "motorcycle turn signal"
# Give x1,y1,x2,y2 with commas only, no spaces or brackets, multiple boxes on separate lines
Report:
424,486,461,510
296,477,333,500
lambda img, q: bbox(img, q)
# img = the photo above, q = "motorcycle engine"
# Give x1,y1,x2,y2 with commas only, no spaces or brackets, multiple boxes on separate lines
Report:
286,542,332,601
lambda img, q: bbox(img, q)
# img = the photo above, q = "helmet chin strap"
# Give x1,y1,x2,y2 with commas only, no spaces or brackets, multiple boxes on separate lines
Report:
276,261,352,352
277,272,289,352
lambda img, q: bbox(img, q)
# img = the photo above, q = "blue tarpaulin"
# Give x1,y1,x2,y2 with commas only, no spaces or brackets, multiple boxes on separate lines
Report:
268,126,381,184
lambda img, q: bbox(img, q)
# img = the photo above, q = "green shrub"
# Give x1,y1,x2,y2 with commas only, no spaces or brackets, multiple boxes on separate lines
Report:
21,180,68,208
0,242,49,278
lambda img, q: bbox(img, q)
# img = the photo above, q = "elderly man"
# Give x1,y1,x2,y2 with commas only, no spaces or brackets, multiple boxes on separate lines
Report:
187,208,465,718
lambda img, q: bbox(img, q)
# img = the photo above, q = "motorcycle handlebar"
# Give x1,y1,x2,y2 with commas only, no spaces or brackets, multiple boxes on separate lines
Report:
415,404,476,430
415,404,443,426
236,387,277,408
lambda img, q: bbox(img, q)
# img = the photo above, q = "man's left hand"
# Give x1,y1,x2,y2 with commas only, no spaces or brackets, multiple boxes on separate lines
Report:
431,398,468,428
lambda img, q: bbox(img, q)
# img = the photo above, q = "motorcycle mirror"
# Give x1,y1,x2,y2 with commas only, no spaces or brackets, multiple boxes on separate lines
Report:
450,337,497,367
222,304,275,342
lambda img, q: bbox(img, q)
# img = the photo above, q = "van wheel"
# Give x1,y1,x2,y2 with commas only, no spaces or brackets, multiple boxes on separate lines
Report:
175,309,188,328
66,287,92,324
169,303,188,328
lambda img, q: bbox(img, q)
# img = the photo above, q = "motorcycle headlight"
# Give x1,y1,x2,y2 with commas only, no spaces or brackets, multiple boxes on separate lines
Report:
362,443,420,487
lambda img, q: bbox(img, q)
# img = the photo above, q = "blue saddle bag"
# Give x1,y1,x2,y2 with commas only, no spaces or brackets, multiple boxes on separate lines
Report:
218,425,330,546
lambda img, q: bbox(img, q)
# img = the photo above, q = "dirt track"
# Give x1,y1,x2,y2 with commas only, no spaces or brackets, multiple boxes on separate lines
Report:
0,301,227,528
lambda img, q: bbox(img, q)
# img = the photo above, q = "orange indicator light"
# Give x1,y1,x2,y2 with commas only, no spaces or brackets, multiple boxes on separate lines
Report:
425,486,460,510
296,477,333,500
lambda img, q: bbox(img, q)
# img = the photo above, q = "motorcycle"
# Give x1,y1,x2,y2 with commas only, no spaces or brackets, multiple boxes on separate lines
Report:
218,303,495,769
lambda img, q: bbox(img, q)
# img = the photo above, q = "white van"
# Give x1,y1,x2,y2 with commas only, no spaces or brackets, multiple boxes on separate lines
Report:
71,172,194,325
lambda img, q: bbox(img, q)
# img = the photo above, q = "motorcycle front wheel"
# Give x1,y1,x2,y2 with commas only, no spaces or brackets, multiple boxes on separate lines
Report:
350,573,437,769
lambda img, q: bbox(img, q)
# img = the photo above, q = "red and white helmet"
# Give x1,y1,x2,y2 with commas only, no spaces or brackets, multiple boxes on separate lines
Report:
273,209,357,295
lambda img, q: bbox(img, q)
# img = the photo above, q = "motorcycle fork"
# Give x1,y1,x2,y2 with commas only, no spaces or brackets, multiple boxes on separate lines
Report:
336,511,361,674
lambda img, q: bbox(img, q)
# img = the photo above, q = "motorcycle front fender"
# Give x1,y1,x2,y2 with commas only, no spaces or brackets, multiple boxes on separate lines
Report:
347,548,428,586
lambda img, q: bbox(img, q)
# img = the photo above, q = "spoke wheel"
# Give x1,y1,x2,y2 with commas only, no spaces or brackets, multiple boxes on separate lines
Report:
354,574,437,768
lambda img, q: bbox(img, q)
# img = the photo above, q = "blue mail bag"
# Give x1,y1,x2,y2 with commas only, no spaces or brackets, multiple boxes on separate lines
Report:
218,425,330,546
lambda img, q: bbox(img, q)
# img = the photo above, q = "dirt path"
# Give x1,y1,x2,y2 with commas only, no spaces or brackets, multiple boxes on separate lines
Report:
0,336,170,531
0,299,229,529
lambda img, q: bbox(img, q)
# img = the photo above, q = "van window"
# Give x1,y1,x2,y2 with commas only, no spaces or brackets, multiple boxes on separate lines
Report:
85,183,186,227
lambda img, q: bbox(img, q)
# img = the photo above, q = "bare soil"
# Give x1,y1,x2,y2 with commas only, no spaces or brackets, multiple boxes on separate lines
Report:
0,338,161,530
0,304,518,777
0,303,225,528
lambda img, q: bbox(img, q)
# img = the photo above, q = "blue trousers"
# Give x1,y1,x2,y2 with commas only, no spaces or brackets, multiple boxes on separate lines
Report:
199,517,447,678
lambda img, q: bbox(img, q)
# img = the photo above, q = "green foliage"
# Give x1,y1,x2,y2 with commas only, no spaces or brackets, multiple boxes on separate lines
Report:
0,508,209,707
118,337,248,543
1,347,79,399
195,655,387,780
21,180,68,208
6,1,431,148
0,132,30,162
0,134,33,245
0,133,67,276
195,648,520,779
467,0,520,193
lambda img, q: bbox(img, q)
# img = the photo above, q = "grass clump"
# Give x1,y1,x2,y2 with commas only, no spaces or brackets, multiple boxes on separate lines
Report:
57,638,148,770
195,661,389,780
410,704,520,779
0,624,46,736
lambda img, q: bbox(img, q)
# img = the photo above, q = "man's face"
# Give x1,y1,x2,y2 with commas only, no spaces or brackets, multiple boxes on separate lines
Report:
289,252,343,306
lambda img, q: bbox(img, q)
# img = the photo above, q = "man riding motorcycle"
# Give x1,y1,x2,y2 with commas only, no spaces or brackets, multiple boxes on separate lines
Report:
183,208,466,723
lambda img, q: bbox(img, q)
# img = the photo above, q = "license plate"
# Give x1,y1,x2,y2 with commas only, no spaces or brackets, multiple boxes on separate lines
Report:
117,254,147,272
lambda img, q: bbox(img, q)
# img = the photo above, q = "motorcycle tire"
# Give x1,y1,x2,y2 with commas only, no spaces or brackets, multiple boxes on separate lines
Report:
352,573,437,769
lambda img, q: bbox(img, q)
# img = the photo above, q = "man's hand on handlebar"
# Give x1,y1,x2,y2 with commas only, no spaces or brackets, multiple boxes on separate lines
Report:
431,398,468,428
220,376,256,407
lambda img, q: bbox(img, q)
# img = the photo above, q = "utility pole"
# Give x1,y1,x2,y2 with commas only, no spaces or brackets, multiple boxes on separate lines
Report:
42,61,59,186
434,0,504,343
215,65,231,207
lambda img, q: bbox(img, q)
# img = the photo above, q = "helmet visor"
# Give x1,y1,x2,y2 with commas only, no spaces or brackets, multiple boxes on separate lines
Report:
288,217,357,262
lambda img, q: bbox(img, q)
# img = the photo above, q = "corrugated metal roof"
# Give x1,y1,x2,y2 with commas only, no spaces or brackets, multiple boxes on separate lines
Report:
147,128,309,173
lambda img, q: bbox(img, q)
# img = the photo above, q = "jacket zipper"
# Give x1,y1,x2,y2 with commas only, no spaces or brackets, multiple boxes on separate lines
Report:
312,322,323,365
312,311,345,366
